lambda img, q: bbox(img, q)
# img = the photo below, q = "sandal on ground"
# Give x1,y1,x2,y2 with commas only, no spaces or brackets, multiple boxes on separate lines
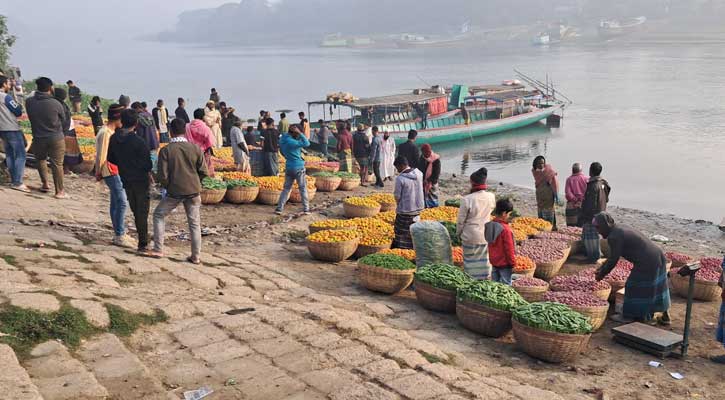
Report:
147,250,164,259
40,187,51,193
54,193,69,199
10,184,31,193
186,256,201,265
609,314,634,324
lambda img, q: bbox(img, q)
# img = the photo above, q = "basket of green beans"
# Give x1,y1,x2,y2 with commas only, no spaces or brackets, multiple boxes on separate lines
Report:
201,177,228,205
456,280,528,338
358,254,416,294
511,302,593,363
414,264,473,313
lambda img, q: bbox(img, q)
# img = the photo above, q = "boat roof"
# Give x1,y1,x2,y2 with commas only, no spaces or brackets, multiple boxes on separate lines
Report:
465,90,539,102
308,92,447,109
467,84,526,92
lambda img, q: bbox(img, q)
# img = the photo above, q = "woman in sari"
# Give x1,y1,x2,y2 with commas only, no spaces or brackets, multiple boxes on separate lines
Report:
594,212,670,324
532,155,559,229
204,101,223,149
419,144,441,208
53,88,82,173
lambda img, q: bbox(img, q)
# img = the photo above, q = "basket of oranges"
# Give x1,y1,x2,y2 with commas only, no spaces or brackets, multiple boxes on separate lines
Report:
308,219,358,234
514,255,536,277
354,222,394,258
343,197,381,218
255,177,284,205
366,193,396,213
307,229,360,262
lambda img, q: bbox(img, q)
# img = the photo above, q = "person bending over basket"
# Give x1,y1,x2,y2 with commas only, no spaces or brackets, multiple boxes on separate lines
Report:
593,212,670,325
392,156,424,250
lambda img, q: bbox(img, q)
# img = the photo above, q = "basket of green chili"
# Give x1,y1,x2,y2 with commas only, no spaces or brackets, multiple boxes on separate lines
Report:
414,264,472,313
512,302,593,363
225,179,259,204
357,253,416,294
456,280,529,338
201,177,228,205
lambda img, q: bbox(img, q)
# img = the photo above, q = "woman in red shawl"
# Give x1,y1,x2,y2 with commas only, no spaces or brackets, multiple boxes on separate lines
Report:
186,108,215,176
532,155,559,229
419,143,441,208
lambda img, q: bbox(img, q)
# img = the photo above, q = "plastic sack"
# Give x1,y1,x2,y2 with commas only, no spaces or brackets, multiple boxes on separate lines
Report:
411,221,453,269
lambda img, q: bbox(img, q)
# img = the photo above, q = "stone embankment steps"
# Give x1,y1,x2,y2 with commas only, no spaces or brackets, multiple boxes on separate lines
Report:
0,227,564,400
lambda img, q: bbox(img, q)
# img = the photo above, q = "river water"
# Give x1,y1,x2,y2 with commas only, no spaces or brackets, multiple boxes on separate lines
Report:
13,38,725,222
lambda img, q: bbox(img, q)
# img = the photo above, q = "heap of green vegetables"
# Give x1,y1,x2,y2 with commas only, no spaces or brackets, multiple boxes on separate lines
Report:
202,177,227,190
335,172,359,179
440,222,461,247
359,254,416,270
513,302,593,335
415,264,472,291
444,199,461,208
312,172,338,178
226,179,258,188
457,280,528,312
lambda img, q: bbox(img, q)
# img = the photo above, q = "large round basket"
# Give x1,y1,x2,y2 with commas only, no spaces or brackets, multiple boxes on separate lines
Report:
513,283,549,303
533,247,571,281
569,304,609,331
379,202,396,213
551,284,611,302
308,225,356,234
257,189,282,205
70,159,95,175
357,262,415,294
670,259,689,270
315,176,342,192
338,179,360,191
456,300,512,338
201,188,227,205
354,243,391,258
343,202,381,218
511,319,591,363
670,274,722,302
414,280,457,313
307,238,359,262
290,187,317,203
225,186,259,204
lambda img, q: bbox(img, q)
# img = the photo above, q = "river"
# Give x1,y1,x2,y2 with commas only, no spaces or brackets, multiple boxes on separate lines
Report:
13,38,725,222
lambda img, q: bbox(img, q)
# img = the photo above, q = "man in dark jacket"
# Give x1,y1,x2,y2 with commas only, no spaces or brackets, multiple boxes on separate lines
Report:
579,162,612,262
66,80,82,113
352,124,371,186
107,109,153,254
150,119,208,264
175,97,190,124
260,117,280,176
152,99,170,143
209,88,220,105
220,102,236,147
131,102,159,172
25,77,68,198
397,129,420,170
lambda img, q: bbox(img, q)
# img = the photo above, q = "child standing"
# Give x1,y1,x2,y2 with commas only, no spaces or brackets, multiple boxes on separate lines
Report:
485,198,516,285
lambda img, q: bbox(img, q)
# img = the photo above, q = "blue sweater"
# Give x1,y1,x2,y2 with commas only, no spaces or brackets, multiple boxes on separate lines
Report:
279,133,310,171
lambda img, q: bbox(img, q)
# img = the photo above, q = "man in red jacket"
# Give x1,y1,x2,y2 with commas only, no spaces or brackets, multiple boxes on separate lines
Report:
485,198,516,285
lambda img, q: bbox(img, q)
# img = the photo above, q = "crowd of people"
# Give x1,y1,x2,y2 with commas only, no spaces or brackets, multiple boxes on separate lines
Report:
1,75,723,363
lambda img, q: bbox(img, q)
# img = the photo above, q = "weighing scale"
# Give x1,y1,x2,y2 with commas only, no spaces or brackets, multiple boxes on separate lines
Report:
611,262,701,359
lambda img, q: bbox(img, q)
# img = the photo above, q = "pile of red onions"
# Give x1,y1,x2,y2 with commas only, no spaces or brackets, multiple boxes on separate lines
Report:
558,226,583,237
676,257,723,282
543,290,609,307
533,231,578,243
579,259,634,283
512,276,548,288
665,251,692,265
550,274,611,292
517,239,570,263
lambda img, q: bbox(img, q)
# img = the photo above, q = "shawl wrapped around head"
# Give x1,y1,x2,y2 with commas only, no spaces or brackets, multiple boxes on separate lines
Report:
186,119,214,150
421,144,440,193
532,164,559,194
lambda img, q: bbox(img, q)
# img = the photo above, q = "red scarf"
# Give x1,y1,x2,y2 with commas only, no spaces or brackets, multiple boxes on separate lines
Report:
470,184,487,193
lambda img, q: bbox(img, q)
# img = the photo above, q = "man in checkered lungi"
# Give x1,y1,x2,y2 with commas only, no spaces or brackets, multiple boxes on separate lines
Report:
579,162,611,262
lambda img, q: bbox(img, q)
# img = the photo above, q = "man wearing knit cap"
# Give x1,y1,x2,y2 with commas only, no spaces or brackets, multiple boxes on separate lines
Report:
95,104,135,248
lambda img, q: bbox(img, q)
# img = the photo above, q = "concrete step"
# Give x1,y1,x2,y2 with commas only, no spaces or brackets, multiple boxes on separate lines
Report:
0,344,44,400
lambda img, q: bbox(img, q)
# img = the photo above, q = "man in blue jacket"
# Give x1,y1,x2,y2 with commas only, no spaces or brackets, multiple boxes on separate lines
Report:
0,76,27,192
275,125,310,215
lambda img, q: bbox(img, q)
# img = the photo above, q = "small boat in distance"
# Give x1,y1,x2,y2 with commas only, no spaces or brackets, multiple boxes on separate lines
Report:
598,16,647,40
394,22,472,49
306,72,570,146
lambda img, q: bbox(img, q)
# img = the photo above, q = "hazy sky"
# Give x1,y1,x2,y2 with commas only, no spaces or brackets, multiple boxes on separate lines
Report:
0,0,232,35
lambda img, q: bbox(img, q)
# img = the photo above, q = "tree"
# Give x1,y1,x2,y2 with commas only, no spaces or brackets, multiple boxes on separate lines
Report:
0,15,16,73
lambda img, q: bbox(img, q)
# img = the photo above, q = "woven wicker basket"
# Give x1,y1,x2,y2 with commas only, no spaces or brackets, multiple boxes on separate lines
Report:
513,283,549,303
70,159,95,175
379,202,396,213
515,268,536,278
551,284,611,302
512,319,591,363
534,246,571,281
671,274,722,302
343,202,381,218
225,186,259,204
315,176,342,192
570,303,609,331
308,225,356,234
414,280,457,313
257,189,282,205
354,243,391,258
456,300,513,338
307,238,359,262
605,279,625,301
201,188,227,205
338,179,360,191
670,259,689,270
357,262,415,294
290,187,316,203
